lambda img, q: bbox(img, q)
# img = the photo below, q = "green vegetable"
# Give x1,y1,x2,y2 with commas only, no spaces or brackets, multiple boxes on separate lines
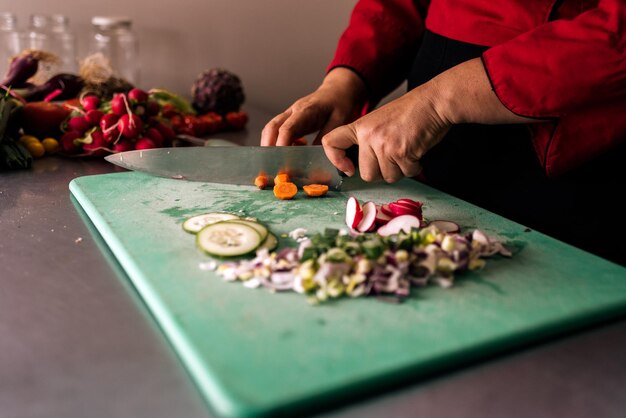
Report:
196,221,262,257
0,93,31,170
183,212,240,234
149,88,196,115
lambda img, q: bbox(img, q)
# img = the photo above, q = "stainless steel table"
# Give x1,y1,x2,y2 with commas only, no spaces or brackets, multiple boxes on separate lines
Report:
1,107,625,418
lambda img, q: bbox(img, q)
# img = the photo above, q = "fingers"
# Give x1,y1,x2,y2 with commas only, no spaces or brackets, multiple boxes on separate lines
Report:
357,145,382,182
261,112,290,146
398,158,423,178
262,102,329,146
321,125,358,176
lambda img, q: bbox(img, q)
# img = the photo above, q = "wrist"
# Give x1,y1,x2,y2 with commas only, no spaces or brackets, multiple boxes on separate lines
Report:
322,67,368,108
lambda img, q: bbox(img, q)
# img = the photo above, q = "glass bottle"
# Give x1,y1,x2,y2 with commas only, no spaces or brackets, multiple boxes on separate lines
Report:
0,12,21,79
89,16,139,85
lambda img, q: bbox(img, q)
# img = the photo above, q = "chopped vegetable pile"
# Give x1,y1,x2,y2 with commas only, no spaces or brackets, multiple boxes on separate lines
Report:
211,222,511,304
187,194,513,304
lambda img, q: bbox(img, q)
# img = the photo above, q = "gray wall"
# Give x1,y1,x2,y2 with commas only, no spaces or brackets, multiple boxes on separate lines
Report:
6,1,360,115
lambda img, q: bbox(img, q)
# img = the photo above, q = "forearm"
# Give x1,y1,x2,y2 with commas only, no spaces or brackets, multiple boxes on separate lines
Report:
427,58,542,126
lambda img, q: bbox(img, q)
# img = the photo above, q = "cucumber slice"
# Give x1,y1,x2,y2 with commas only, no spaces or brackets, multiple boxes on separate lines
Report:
183,212,240,234
226,219,269,242
259,232,278,251
196,222,262,257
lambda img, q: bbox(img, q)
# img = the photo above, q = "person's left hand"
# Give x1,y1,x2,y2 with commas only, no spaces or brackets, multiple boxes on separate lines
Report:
321,84,451,183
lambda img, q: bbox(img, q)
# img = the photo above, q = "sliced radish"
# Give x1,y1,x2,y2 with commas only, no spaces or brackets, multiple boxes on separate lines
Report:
345,196,363,229
356,201,377,232
374,205,392,225
377,215,421,237
395,198,423,209
380,203,394,217
388,201,421,217
428,220,460,233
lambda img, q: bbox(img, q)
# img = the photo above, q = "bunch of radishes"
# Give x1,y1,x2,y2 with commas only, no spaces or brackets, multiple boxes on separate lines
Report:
345,196,460,236
60,88,176,156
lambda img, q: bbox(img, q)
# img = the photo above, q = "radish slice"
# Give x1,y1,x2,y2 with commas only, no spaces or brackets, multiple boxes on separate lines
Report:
356,201,377,232
377,215,421,237
395,198,423,209
345,196,363,229
374,205,392,225
388,201,421,217
380,204,394,217
429,220,460,233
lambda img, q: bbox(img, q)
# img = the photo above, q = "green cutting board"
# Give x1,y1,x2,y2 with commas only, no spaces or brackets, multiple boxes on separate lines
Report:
69,172,626,418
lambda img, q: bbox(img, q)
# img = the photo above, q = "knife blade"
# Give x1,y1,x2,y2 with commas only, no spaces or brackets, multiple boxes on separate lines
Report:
104,146,343,189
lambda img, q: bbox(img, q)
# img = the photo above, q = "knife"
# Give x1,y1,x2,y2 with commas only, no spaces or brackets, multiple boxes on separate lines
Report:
104,145,343,189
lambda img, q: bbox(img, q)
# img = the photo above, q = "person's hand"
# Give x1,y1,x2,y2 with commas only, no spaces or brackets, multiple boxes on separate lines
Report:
322,85,450,182
261,67,367,146
322,58,539,183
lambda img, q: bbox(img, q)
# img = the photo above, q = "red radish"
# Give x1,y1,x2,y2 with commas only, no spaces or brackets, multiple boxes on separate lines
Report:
377,215,421,237
395,198,423,209
374,205,392,225
145,127,164,147
112,139,133,152
345,196,363,229
428,220,460,233
66,116,91,133
380,203,394,217
85,109,104,126
128,88,148,103
110,93,127,116
100,113,119,131
153,121,176,141
118,114,143,138
146,100,160,116
135,137,157,150
82,130,109,157
388,201,422,217
356,201,377,232
81,95,100,111
60,131,81,154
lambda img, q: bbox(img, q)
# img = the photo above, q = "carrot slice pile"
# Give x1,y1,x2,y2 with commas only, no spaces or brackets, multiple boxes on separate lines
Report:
273,182,298,200
303,184,329,197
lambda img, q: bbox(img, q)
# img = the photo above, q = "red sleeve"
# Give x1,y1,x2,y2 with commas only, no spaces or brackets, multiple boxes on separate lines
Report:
328,0,428,105
482,0,626,176
482,0,626,118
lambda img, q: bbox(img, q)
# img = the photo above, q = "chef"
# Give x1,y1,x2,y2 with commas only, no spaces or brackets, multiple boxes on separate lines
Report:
261,0,626,265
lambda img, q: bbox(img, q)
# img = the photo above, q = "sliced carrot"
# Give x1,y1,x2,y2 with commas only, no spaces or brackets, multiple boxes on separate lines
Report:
303,184,329,197
273,182,298,200
254,174,269,189
292,137,307,146
274,172,290,185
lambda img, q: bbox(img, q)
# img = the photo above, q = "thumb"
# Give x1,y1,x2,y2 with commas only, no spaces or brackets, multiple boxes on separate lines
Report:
321,125,358,177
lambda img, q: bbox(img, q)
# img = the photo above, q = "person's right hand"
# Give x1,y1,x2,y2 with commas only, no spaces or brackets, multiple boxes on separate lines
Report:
261,67,367,146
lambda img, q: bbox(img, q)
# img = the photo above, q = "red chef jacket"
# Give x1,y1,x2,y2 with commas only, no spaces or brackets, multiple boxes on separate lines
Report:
328,0,626,177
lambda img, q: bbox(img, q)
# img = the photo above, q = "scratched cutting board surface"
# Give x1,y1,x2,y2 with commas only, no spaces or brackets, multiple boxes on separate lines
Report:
69,172,626,418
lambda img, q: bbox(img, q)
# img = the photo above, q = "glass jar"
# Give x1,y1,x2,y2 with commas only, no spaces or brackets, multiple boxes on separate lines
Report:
89,16,139,85
50,14,77,73
0,12,21,79
18,13,76,83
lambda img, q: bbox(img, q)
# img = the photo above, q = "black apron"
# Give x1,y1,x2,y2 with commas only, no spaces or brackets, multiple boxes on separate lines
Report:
407,30,626,266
